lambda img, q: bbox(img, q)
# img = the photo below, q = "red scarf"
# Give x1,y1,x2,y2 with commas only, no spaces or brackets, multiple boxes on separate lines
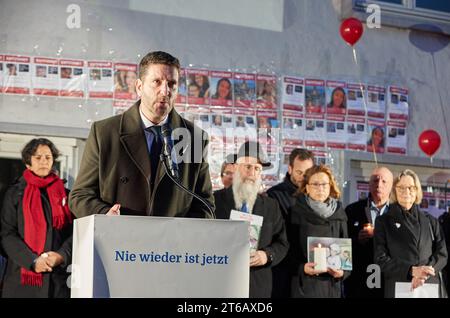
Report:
21,169,73,287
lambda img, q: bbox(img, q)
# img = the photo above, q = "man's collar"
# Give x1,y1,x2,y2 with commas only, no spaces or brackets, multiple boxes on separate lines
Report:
139,106,169,128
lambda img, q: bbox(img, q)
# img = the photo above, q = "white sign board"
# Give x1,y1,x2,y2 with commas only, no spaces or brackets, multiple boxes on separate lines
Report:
71,215,249,298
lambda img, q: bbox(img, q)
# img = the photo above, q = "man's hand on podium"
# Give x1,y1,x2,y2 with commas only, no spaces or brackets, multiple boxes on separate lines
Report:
106,203,121,216
249,250,268,267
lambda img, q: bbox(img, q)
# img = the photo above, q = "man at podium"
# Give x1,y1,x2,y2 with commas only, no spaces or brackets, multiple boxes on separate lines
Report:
69,51,214,218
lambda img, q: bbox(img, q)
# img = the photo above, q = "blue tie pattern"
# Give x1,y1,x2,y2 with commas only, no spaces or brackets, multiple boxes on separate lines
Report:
241,202,248,213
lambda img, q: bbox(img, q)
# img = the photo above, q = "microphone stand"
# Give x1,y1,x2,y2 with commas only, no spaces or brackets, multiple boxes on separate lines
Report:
160,154,216,219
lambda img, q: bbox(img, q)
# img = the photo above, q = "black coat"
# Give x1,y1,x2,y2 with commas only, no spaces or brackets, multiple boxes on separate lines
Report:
214,187,289,298
266,174,297,298
0,177,73,298
290,195,349,298
374,203,448,298
344,198,384,298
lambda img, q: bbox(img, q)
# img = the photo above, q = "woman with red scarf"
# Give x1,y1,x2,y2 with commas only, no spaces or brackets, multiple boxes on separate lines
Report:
1,138,73,298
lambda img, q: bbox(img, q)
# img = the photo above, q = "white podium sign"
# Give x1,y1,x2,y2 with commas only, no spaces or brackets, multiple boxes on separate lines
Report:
71,215,249,298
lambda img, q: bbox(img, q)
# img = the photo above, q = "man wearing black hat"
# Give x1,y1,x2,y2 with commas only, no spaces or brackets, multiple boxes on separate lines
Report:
214,141,289,298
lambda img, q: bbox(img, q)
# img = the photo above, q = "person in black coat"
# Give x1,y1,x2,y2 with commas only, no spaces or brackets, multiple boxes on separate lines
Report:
290,164,349,298
344,166,393,298
214,141,289,298
0,138,73,298
374,169,448,298
267,148,314,298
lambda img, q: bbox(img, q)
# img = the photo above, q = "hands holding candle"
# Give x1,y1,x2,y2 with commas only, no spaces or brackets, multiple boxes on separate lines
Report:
358,223,374,243
304,244,328,276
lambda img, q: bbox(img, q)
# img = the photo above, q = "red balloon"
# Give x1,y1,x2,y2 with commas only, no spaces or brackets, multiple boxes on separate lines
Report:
340,18,364,46
418,130,441,157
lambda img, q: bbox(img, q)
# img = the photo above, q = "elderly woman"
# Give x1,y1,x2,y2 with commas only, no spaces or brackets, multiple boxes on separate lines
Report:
290,165,349,298
374,169,448,298
0,138,73,298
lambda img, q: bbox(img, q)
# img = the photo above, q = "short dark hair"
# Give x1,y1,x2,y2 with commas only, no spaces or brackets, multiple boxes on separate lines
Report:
220,161,234,177
21,138,60,167
289,148,314,167
138,51,180,80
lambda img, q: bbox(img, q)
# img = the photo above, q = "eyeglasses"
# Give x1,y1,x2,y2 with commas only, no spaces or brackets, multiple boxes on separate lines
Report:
396,186,417,193
222,171,234,177
308,183,330,189
241,164,262,173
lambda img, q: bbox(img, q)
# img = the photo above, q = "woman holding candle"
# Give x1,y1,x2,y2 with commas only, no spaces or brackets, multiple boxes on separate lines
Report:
374,169,448,298
290,164,349,298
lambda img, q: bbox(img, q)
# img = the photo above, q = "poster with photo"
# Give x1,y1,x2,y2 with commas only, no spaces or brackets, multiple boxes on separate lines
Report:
281,76,304,111
234,72,256,108
367,85,386,119
347,116,367,151
311,150,329,165
346,83,366,117
256,74,277,109
305,79,326,117
184,105,211,130
234,108,257,144
326,115,346,150
282,110,303,147
59,59,85,98
0,55,3,92
367,119,386,154
280,145,297,176
32,57,59,96
386,120,407,155
326,81,347,115
187,69,210,106
210,107,233,145
420,192,448,218
388,86,409,121
304,119,326,148
356,181,370,201
175,68,187,105
210,71,233,107
307,237,352,271
87,61,113,99
257,110,279,154
113,63,137,101
3,55,31,95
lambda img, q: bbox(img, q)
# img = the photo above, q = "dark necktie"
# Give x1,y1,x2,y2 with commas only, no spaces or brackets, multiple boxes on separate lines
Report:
241,202,248,213
145,126,162,187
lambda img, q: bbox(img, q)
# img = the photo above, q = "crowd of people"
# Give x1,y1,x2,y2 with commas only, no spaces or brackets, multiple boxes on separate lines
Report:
0,51,448,298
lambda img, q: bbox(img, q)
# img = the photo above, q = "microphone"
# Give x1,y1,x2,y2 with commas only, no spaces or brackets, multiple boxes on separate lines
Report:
159,123,215,219
160,123,179,179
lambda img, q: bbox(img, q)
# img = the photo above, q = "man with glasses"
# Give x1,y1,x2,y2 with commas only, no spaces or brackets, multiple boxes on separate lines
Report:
214,141,289,298
218,161,236,189
267,148,314,298
344,166,394,298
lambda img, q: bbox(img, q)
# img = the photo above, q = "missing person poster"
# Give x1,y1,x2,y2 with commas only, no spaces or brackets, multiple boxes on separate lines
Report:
326,115,346,150
367,119,386,154
234,108,257,145
386,120,407,155
187,69,210,106
367,85,386,119
87,61,113,99
32,57,59,96
304,119,326,148
210,71,233,107
387,86,409,121
234,72,256,109
356,181,370,201
347,116,367,151
305,79,325,117
282,110,303,147
326,81,347,115
3,55,31,95
0,55,3,92
184,105,211,129
346,83,366,117
113,62,138,101
175,68,187,105
281,76,304,111
256,74,277,109
59,58,85,98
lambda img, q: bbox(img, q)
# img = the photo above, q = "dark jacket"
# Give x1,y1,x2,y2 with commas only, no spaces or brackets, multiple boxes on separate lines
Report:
266,174,297,298
69,101,214,218
214,187,289,298
344,198,384,298
0,177,73,298
374,203,448,298
290,194,349,298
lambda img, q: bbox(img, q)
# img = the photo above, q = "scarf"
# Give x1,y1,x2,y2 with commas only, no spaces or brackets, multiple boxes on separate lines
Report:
22,169,73,287
305,195,337,219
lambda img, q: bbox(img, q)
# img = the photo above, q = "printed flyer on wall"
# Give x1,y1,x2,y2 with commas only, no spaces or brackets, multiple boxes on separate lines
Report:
59,58,85,98
87,60,113,99
187,68,210,106
304,118,326,148
325,80,347,115
32,57,59,96
256,74,277,109
282,110,303,147
210,70,233,107
346,83,366,117
367,85,386,119
367,119,386,154
281,76,304,111
386,120,407,155
387,86,409,120
326,115,346,149
347,116,367,151
234,72,256,108
3,55,31,95
305,79,325,117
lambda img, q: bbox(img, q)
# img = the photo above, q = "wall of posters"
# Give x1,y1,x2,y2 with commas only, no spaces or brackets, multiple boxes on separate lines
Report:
305,79,326,117
367,119,386,154
326,80,347,115
210,71,233,107
281,76,304,111
388,86,409,120
347,116,367,151
32,57,59,96
87,61,113,99
386,120,407,154
3,55,31,95
187,69,210,106
59,58,85,98
367,85,386,119
346,83,366,117
326,115,346,149
256,74,277,109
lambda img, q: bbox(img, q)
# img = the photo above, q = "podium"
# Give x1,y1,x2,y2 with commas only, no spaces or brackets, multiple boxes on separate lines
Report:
71,215,249,298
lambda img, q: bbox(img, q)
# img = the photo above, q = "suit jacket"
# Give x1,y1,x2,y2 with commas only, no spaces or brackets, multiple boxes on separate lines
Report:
214,187,289,298
374,203,448,298
344,198,384,298
69,101,214,218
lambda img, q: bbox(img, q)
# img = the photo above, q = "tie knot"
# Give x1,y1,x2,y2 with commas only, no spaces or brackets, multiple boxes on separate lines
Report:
241,202,248,213
146,126,162,142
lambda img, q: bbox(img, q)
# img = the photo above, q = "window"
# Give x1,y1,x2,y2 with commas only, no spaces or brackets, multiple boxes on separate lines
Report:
415,0,450,13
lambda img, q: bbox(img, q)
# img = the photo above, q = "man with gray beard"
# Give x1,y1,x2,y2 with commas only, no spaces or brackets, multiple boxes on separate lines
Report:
214,141,289,298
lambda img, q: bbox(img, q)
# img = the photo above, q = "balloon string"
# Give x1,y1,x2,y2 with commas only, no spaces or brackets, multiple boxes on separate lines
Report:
352,47,378,167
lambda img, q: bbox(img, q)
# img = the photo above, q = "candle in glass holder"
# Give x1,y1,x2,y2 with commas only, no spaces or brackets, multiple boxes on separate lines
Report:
363,223,374,236
314,243,327,272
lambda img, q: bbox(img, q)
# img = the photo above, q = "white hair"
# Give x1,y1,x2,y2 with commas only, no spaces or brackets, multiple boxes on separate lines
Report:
232,168,262,213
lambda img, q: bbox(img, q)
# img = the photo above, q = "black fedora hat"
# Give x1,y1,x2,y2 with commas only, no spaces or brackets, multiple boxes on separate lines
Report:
228,141,272,169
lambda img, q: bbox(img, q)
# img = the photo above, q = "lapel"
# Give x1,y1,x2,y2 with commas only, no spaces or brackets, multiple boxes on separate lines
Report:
251,195,264,217
364,199,372,224
119,101,151,180
417,207,429,247
389,204,419,246
224,187,237,216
